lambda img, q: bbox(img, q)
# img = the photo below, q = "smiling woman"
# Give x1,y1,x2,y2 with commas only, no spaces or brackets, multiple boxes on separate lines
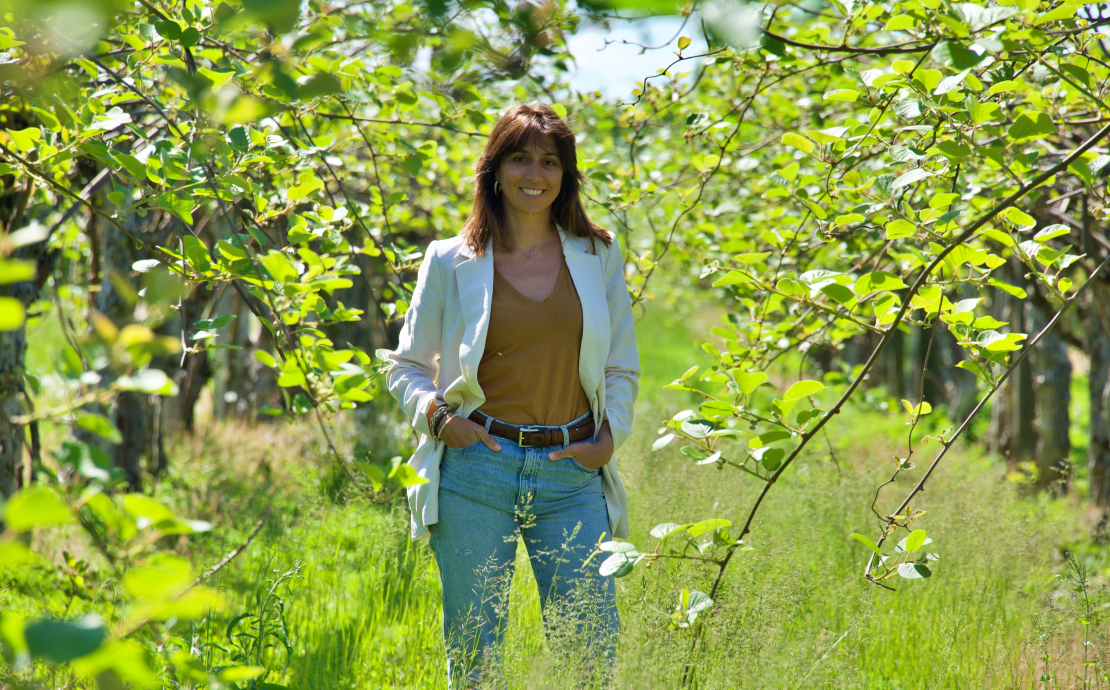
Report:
384,103,640,688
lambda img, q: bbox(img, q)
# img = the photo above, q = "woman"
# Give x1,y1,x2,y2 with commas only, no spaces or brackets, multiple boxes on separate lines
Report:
386,103,639,686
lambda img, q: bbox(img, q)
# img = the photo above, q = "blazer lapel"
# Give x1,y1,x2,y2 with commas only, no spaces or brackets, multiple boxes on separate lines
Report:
454,240,494,400
561,230,610,409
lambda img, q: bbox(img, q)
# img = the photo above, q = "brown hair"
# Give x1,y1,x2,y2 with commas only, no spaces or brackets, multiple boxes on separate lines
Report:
460,103,611,255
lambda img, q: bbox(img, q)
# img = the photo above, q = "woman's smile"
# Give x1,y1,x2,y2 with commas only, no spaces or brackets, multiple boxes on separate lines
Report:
497,136,563,216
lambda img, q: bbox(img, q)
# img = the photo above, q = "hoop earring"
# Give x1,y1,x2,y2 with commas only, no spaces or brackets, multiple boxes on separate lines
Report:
493,180,502,196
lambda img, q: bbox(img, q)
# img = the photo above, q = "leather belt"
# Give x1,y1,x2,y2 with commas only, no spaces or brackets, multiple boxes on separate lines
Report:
468,410,594,448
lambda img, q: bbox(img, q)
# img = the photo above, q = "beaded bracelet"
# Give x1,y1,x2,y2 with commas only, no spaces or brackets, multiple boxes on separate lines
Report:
433,410,454,439
428,405,451,439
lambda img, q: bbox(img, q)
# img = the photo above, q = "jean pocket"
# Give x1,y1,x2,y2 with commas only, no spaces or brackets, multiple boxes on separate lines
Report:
570,457,597,473
445,439,485,455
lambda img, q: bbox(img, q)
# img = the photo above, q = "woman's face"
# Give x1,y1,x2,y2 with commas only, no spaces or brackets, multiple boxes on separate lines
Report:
495,135,563,218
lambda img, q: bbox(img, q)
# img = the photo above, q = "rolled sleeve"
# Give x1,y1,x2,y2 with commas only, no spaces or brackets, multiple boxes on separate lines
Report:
386,242,446,437
600,236,640,452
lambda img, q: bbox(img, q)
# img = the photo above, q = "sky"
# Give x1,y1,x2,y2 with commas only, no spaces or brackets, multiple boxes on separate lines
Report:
562,16,706,99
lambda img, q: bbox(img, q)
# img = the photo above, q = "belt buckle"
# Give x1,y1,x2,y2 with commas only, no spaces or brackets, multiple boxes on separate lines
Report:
518,426,543,447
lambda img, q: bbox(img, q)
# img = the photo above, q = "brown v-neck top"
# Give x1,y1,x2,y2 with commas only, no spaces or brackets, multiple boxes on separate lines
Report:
477,256,591,426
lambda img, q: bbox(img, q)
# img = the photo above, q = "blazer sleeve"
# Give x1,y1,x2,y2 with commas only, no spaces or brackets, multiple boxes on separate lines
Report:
600,236,641,453
385,241,445,437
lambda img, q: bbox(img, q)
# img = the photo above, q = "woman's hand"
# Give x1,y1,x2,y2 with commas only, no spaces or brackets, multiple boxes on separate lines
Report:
548,421,614,470
439,414,502,451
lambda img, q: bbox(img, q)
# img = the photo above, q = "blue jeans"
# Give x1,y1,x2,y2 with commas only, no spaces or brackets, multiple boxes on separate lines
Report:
429,422,619,687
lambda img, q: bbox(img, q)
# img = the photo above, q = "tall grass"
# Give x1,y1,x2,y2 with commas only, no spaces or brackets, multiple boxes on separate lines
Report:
14,309,1109,688
179,394,1097,689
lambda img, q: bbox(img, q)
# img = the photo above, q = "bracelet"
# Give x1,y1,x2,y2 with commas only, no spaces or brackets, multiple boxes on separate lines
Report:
428,405,450,439
433,411,454,439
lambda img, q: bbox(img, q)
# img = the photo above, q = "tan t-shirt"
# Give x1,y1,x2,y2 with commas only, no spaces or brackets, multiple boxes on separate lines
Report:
477,257,591,426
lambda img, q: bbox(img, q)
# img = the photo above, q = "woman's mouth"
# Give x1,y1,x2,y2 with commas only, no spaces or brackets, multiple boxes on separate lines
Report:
520,188,544,197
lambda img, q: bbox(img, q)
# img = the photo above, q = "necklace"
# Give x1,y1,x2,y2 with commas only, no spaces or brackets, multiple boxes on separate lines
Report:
519,240,549,260
515,228,560,261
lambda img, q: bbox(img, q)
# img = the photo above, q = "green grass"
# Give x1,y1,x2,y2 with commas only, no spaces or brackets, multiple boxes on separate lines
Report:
12,308,1110,689
167,397,1095,689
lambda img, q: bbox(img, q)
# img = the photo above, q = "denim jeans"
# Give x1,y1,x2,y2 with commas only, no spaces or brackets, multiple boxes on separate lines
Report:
429,421,619,688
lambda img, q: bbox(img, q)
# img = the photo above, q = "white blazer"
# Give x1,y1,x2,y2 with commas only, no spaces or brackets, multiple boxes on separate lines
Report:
385,227,640,540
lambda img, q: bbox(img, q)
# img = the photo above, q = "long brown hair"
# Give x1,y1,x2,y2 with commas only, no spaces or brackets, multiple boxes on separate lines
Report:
460,103,611,255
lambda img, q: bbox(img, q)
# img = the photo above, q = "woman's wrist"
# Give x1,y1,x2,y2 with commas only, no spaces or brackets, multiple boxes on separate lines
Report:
433,410,454,438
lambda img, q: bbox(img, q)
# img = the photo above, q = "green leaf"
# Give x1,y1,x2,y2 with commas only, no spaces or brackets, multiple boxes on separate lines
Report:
389,463,428,487
734,252,772,264
973,315,1007,329
298,73,343,99
261,252,299,282
31,107,60,132
72,640,157,684
116,369,178,396
821,283,855,305
277,369,306,387
850,533,884,556
7,127,41,152
687,518,730,537
599,551,638,577
25,615,105,662
934,68,970,95
753,446,784,471
855,271,907,295
885,219,916,239
987,80,1018,95
892,168,931,189
678,35,692,50
1034,224,1070,242
219,667,267,682
930,192,959,209
652,433,676,451
221,96,278,124
897,562,932,579
884,15,916,30
893,98,922,118
287,172,325,201
156,191,195,224
198,68,236,88
712,271,749,287
931,41,984,70
0,541,36,569
679,589,714,614
784,380,824,400
904,529,927,552
1000,207,1035,227
354,462,385,490
937,140,970,159
834,213,865,226
1034,3,1080,24
124,553,193,599
748,430,792,447
1008,112,1056,141
0,259,35,284
179,26,201,47
735,371,768,395
650,522,692,539
5,486,71,531
75,412,123,444
823,89,859,102
982,229,1015,247
781,132,814,154
255,350,277,368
